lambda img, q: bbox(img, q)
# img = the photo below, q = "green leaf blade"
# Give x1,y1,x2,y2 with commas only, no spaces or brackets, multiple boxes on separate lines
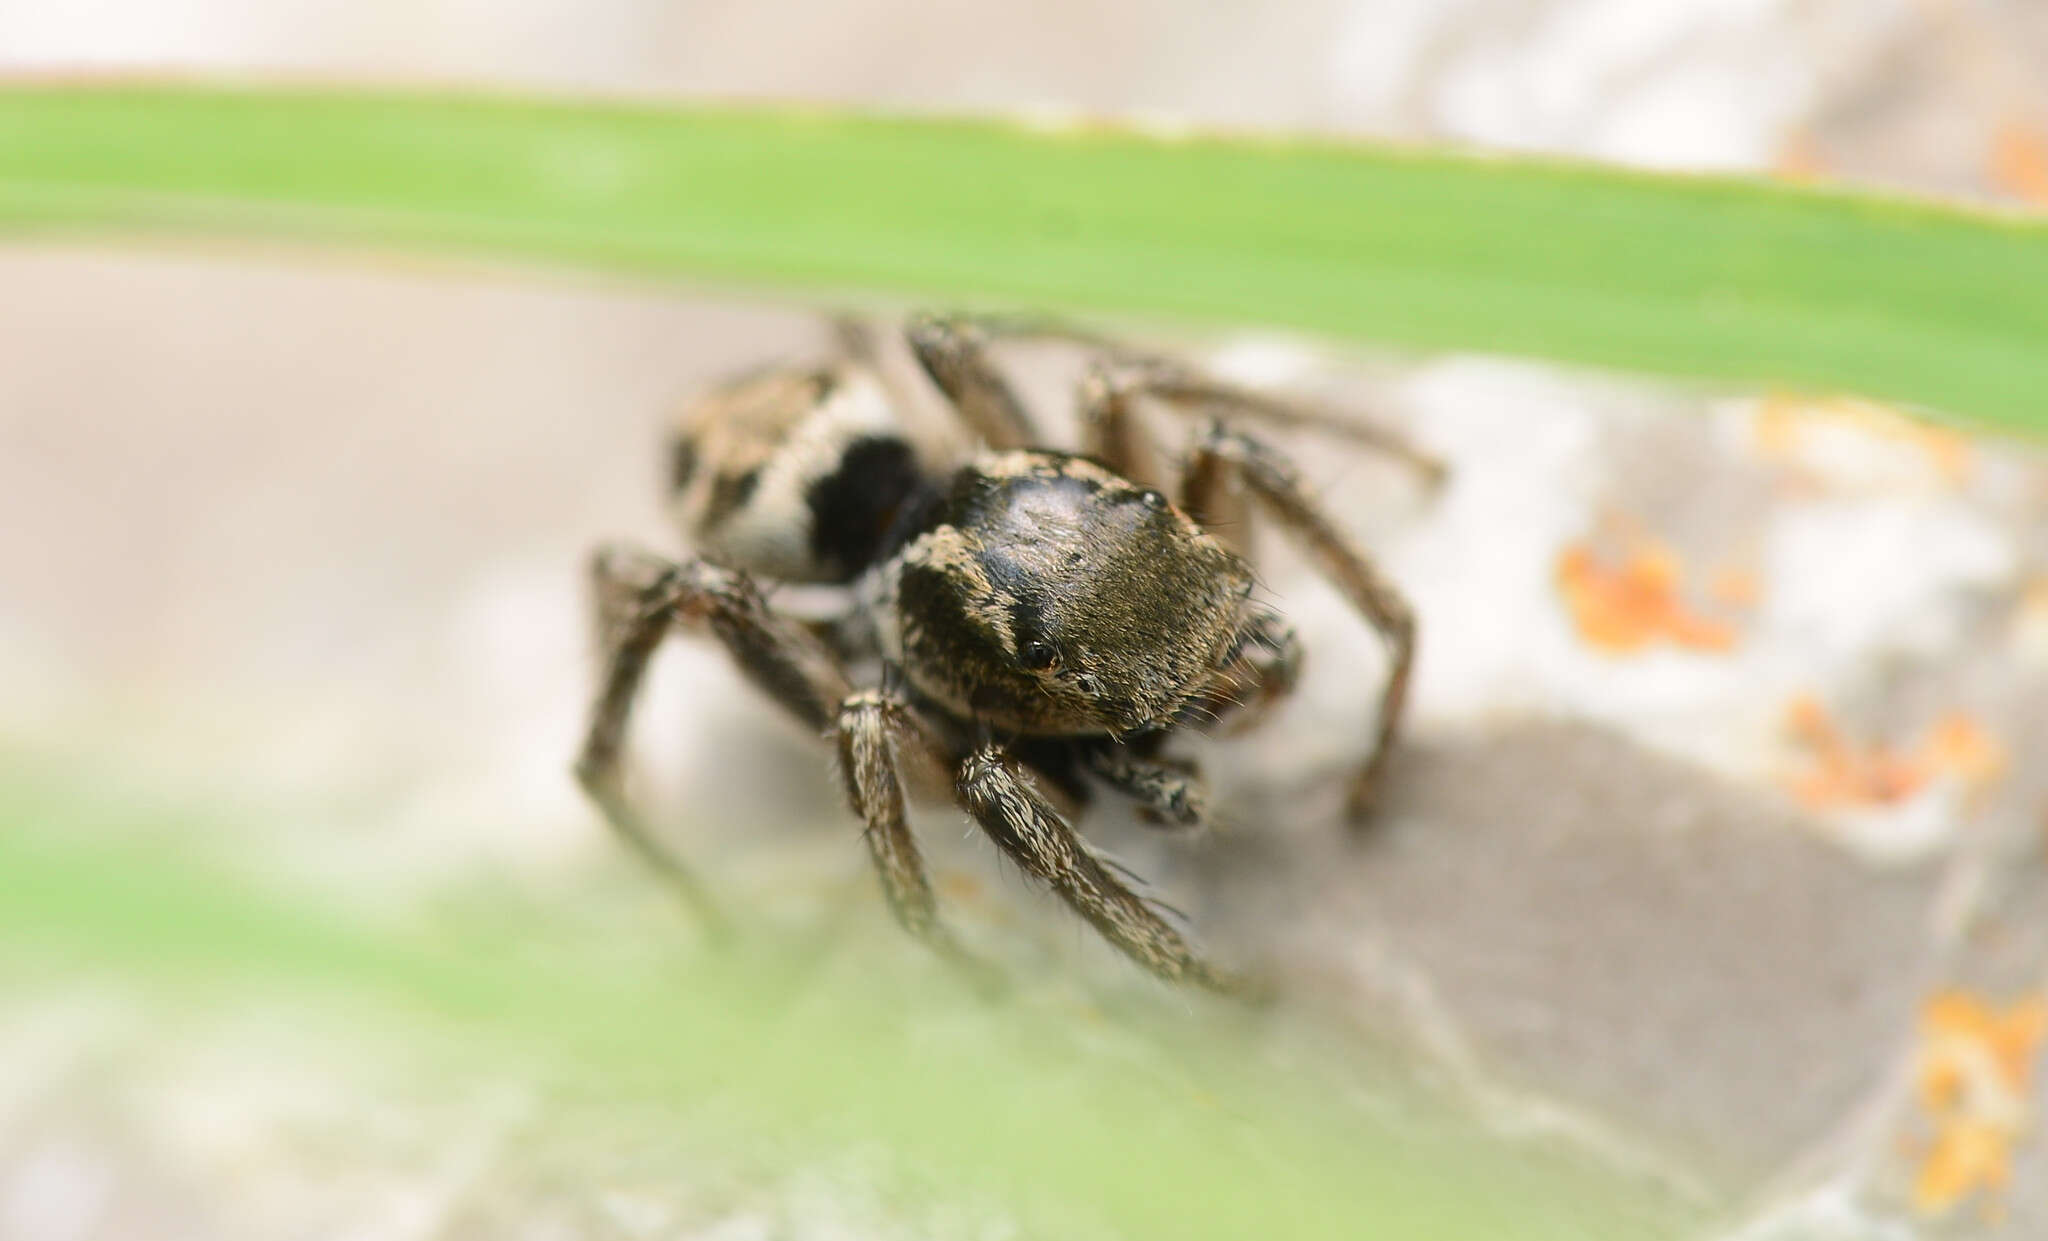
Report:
1,81,2043,425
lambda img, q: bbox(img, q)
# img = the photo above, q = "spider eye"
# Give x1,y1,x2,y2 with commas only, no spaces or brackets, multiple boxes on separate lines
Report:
1017,640,1060,670
1138,489,1167,510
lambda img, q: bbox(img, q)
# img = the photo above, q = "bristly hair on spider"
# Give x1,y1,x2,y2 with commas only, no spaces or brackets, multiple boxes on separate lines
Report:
574,311,1441,995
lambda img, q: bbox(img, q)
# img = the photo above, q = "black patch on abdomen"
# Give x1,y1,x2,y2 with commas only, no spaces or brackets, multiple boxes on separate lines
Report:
806,435,924,579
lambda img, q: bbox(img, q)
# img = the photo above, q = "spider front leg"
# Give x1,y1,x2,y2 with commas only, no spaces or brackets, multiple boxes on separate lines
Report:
1187,429,1416,821
575,543,854,930
956,746,1250,995
835,689,1000,988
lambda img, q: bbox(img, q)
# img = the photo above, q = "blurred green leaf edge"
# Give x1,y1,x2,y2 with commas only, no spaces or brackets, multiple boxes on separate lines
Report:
1,79,2044,435
0,770,1691,1241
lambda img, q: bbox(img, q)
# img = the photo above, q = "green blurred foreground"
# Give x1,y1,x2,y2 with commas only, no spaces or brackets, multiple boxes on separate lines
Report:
1,83,2046,435
0,765,1689,1240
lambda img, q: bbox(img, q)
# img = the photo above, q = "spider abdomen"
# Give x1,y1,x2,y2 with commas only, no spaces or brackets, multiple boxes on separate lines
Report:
668,365,930,583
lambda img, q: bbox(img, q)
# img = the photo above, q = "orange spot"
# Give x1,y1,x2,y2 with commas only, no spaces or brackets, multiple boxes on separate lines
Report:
1991,121,2048,207
1750,392,1972,488
1928,714,2009,786
1911,991,2048,1217
1555,524,1744,654
1781,700,2006,811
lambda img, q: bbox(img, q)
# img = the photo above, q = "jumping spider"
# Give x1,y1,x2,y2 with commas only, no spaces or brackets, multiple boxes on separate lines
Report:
575,314,1441,993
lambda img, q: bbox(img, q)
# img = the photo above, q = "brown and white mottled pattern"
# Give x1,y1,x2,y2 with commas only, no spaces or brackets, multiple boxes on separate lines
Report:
668,364,909,583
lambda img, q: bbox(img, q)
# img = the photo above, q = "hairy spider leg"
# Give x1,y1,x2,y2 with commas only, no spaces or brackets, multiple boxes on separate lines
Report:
835,688,1003,990
956,747,1253,996
1186,429,1416,819
577,543,854,931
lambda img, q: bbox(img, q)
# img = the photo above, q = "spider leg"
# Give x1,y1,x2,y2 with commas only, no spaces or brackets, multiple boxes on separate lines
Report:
834,689,1003,991
589,537,655,654
1189,429,1415,821
575,542,854,929
912,311,1446,489
923,309,1125,355
1080,745,1211,832
904,312,1043,450
1173,422,1257,555
1082,355,1448,487
955,745,1249,994
1075,363,1173,493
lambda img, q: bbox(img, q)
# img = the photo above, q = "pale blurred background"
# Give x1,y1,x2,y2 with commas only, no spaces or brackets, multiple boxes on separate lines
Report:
4,3,2048,1239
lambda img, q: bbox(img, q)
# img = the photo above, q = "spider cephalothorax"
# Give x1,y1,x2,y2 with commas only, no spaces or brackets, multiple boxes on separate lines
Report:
577,314,1439,993
879,452,1256,738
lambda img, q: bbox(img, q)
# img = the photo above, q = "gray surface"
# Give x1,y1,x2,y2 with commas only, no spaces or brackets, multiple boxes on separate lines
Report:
1184,721,1940,1186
